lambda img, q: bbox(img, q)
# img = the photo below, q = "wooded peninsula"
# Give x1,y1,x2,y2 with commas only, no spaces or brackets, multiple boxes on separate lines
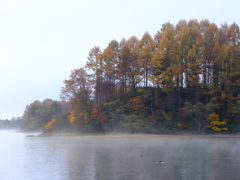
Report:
20,19,240,134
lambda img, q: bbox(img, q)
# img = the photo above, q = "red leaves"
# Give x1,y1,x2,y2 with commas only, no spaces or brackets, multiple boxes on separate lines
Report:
91,108,99,119
61,67,92,100
91,108,107,124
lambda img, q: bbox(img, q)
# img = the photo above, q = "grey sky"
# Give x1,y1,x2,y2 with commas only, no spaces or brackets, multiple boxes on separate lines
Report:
0,0,239,119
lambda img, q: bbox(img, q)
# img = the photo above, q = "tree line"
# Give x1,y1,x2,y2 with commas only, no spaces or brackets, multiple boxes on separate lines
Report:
21,99,70,131
0,117,22,130
22,19,240,133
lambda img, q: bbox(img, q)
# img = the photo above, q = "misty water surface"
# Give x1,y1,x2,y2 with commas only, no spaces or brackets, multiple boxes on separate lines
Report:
0,130,240,180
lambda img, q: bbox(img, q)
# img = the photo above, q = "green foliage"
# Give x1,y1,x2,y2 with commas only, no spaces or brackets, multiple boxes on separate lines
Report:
104,100,124,129
22,99,68,131
117,114,140,132
180,102,218,132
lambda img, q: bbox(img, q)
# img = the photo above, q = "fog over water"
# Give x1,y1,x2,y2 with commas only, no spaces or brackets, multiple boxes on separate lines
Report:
0,130,240,180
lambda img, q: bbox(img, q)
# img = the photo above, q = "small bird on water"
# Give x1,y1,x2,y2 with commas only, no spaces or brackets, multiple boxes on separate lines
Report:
156,161,166,163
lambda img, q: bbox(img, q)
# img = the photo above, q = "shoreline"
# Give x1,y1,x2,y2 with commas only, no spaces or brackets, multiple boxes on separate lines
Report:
34,131,240,140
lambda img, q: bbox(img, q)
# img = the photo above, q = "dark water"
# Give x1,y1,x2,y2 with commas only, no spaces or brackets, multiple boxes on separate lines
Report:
0,130,240,180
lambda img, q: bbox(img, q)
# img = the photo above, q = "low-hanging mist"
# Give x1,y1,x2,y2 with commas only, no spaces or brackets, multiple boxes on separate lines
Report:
1,131,240,179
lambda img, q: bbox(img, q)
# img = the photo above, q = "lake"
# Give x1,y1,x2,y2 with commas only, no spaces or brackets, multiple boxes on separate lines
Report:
0,130,240,180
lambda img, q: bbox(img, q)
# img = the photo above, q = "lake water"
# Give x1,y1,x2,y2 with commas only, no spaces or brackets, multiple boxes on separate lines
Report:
0,130,240,180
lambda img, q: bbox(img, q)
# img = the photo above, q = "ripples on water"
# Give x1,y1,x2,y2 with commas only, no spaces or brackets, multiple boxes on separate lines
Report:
0,130,240,180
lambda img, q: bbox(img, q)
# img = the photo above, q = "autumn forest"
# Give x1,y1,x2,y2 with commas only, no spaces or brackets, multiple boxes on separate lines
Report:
21,19,240,134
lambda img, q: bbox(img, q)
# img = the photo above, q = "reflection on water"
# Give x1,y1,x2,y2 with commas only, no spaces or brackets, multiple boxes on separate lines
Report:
0,131,240,180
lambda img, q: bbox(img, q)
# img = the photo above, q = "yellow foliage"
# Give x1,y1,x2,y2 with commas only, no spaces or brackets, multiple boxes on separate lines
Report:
44,119,56,130
207,113,228,132
68,111,77,124
212,126,222,131
68,110,90,126
208,112,219,121
210,121,226,126
79,110,90,125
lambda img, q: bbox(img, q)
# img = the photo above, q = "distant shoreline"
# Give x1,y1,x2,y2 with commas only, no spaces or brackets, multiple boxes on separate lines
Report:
33,131,240,141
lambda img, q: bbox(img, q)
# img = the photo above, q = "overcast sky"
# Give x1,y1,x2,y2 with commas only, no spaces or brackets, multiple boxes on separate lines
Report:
0,0,239,119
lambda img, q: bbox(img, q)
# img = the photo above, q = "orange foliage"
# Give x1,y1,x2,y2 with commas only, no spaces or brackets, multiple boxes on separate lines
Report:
125,96,149,115
44,119,56,130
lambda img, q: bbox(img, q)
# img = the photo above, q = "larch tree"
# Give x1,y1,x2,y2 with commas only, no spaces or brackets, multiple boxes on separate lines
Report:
118,39,131,101
156,26,177,91
201,23,218,101
101,46,117,102
86,46,102,105
137,31,154,88
126,36,141,98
